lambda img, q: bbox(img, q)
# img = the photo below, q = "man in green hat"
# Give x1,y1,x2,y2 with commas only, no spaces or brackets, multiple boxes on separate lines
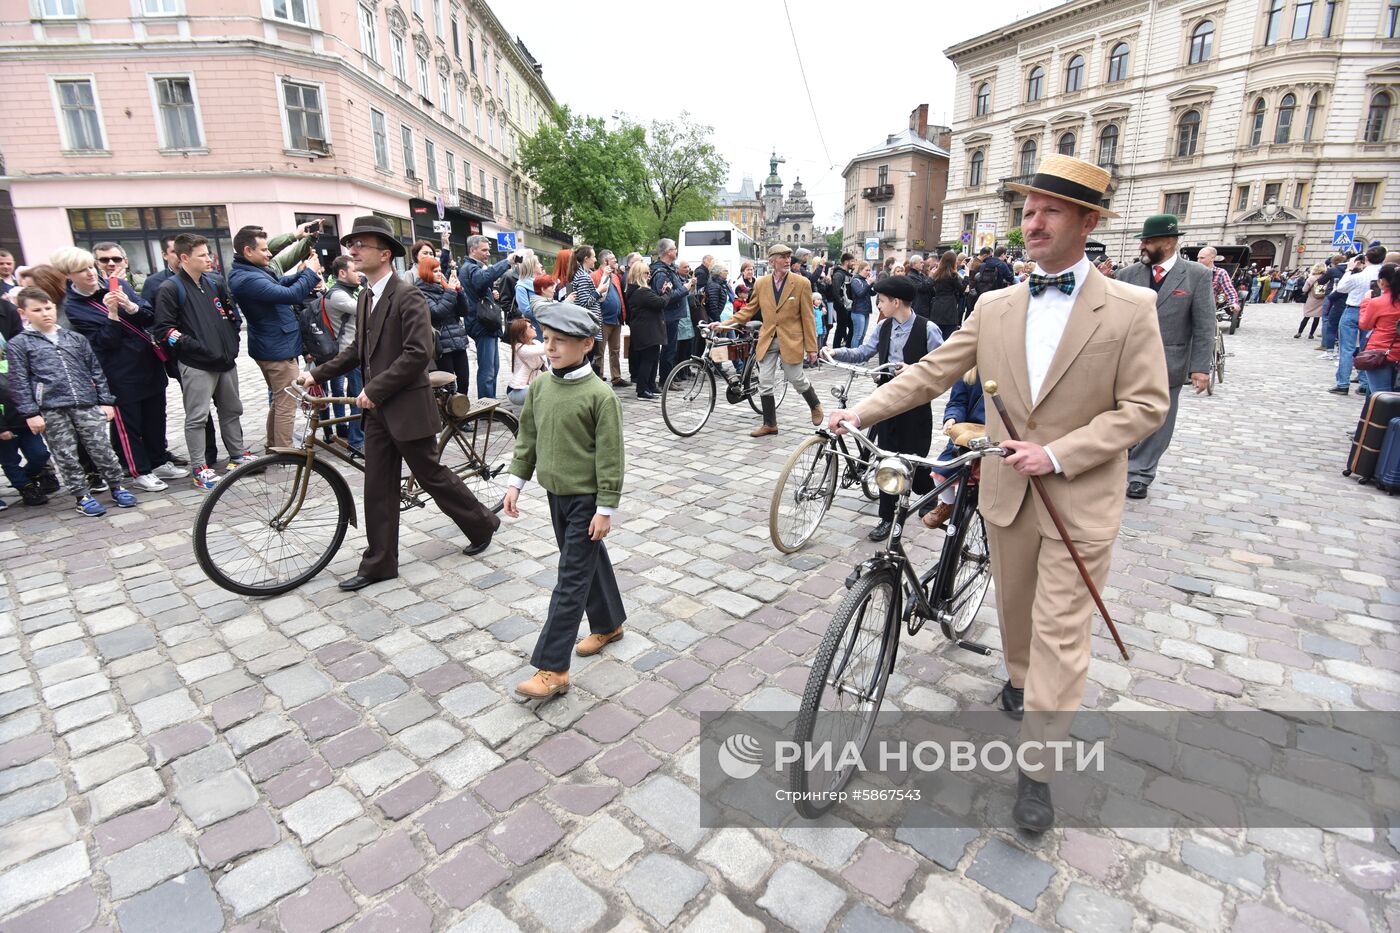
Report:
1115,214,1215,499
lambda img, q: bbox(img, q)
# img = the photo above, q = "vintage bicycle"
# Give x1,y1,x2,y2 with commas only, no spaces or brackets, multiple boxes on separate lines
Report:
660,321,789,437
1208,314,1228,394
788,420,1006,817
767,359,900,553
192,373,517,597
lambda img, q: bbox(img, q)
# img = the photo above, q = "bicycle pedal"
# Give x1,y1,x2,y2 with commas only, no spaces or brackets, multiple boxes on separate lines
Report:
954,639,992,656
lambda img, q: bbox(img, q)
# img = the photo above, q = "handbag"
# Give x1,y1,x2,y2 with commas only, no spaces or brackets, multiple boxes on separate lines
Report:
475,291,504,334
1353,331,1397,371
116,315,170,364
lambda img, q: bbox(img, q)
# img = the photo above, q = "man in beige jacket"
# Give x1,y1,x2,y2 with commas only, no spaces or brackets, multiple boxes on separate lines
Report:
827,155,1170,831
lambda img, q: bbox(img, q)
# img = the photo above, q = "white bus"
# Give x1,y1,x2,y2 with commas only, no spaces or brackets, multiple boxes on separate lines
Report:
677,221,762,284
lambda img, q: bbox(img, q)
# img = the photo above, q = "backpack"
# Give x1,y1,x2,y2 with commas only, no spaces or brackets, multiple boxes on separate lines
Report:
1312,280,1328,299
834,269,854,310
974,261,1001,294
298,296,339,365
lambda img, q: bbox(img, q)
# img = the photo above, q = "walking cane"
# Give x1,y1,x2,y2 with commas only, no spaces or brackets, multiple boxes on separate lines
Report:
983,381,1131,661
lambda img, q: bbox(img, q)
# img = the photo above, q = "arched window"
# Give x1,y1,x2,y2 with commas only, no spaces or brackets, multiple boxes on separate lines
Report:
1064,55,1084,92
1175,110,1201,156
1026,66,1045,102
1018,139,1038,176
1275,93,1296,143
1365,91,1392,142
1058,132,1077,155
1107,43,1130,82
1249,97,1267,146
976,82,990,116
1097,124,1119,165
968,149,984,186
1189,21,1214,63
1303,92,1321,141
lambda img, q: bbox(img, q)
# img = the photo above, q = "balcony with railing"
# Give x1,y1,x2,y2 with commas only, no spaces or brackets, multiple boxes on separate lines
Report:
458,190,494,219
861,183,895,202
539,223,571,244
860,229,896,243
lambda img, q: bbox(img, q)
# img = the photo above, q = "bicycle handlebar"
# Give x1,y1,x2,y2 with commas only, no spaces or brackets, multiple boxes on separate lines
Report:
818,358,899,378
834,420,1005,473
284,385,358,406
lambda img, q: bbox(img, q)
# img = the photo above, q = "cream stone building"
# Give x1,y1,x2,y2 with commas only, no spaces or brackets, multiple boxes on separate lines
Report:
841,104,951,263
940,0,1400,268
0,0,568,273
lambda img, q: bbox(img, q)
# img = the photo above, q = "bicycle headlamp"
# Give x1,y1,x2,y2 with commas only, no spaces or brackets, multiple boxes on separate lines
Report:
875,457,911,495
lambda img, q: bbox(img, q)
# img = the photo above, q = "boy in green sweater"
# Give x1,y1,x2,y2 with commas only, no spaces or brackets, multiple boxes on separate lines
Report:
504,301,627,699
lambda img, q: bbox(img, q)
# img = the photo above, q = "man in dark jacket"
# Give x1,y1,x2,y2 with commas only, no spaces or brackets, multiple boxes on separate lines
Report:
460,234,511,399
153,234,247,487
905,254,934,319
830,253,855,348
649,238,692,382
228,226,323,451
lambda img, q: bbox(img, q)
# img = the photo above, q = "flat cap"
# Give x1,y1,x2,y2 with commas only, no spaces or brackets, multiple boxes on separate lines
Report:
872,275,916,303
534,300,597,339
767,243,793,258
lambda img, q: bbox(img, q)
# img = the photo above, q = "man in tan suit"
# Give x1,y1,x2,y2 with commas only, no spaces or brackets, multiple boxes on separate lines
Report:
717,243,822,437
827,155,1170,831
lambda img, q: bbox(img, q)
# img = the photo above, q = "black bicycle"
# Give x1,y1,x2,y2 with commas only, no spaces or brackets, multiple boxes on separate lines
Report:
789,422,1005,817
661,321,789,437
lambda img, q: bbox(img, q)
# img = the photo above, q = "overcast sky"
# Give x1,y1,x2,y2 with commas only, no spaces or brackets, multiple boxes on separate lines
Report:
495,0,1064,230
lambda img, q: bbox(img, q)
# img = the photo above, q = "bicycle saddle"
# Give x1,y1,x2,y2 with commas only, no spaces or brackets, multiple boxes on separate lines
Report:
429,371,458,389
742,320,762,331
945,421,986,448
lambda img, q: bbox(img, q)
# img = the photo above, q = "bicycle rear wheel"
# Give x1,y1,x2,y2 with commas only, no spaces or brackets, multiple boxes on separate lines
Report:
940,509,992,636
439,408,518,513
769,435,838,553
193,453,352,596
789,569,898,818
662,360,716,437
1215,335,1226,385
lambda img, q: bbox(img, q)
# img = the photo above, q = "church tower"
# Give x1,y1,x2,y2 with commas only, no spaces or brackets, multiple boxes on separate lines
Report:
762,152,785,228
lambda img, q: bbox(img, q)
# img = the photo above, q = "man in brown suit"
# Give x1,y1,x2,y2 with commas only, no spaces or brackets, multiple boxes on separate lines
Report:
717,243,823,437
827,155,1170,831
299,216,498,592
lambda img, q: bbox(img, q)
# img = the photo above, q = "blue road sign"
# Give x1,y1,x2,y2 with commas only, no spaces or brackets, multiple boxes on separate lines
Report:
496,231,517,252
1333,229,1355,248
961,231,972,244
1334,213,1356,235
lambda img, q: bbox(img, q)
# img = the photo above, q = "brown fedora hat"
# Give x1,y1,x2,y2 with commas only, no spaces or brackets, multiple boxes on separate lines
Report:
1004,154,1120,218
341,215,407,257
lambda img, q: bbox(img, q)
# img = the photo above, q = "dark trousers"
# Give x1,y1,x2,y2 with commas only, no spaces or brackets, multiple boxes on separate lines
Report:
0,429,50,489
436,349,471,396
1296,316,1319,338
833,308,853,348
633,345,661,394
358,410,499,578
111,394,167,477
531,493,626,671
659,319,681,383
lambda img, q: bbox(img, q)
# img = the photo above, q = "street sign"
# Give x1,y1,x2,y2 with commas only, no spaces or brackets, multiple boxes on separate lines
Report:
863,237,879,261
496,231,517,253
1334,213,1356,236
435,195,446,220
960,231,972,244
431,220,452,234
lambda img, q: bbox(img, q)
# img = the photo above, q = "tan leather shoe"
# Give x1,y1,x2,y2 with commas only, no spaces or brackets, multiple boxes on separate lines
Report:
750,423,779,437
515,670,570,699
810,404,824,427
922,501,954,529
576,627,624,657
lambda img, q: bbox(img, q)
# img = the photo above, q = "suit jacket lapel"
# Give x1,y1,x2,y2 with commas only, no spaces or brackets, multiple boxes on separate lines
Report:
774,273,795,310
1001,284,1034,411
368,273,396,354
1159,260,1186,300
1034,266,1105,411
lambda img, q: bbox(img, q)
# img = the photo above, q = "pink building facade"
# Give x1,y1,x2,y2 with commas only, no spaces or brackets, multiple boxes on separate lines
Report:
0,0,567,276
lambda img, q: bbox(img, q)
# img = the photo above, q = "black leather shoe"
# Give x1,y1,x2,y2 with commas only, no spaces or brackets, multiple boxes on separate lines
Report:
867,521,892,541
462,535,493,557
1126,481,1149,499
1000,680,1024,720
338,574,390,592
1013,770,1054,832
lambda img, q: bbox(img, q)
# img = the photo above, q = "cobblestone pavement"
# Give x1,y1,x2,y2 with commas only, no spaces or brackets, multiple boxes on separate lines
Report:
0,303,1396,932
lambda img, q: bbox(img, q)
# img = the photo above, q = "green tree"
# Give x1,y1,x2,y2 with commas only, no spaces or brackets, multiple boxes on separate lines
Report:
1007,227,1025,248
826,228,844,258
519,105,648,252
621,113,728,248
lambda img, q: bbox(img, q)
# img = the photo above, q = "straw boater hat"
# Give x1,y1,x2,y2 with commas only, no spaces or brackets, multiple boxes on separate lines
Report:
1003,154,1120,218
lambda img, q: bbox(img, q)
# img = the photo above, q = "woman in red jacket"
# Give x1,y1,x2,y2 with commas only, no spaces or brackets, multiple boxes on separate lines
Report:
1358,263,1399,395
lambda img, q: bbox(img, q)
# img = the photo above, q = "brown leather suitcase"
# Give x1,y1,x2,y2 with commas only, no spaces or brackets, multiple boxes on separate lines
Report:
1346,391,1400,481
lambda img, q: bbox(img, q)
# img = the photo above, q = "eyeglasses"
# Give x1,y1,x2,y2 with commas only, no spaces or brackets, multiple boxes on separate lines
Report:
96,257,123,265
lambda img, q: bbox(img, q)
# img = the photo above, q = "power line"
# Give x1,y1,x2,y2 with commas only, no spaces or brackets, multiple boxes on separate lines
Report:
781,0,834,171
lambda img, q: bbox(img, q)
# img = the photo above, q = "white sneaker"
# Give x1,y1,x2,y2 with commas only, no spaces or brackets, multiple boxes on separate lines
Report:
153,462,186,480
131,473,168,492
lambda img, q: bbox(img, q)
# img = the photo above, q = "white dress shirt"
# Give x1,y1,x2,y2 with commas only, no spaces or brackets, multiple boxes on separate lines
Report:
1025,254,1093,473
1150,252,1177,282
366,268,393,312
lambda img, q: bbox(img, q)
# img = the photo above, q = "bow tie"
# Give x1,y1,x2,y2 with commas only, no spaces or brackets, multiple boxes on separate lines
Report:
1028,272,1075,297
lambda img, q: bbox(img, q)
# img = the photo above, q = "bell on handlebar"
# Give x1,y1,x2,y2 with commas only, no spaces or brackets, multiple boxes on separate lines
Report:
829,385,845,401
874,457,912,495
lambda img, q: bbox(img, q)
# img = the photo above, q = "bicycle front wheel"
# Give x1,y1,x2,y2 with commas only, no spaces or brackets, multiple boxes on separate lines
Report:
769,435,838,553
662,360,717,437
1215,336,1226,385
440,408,518,513
789,569,898,819
193,454,352,597
940,509,992,636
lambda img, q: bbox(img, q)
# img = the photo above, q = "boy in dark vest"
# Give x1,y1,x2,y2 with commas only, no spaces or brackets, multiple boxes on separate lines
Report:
824,276,944,540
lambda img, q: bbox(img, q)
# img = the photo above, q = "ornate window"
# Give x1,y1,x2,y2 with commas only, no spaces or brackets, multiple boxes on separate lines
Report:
1018,138,1038,176
1026,66,1045,102
1097,124,1119,164
1164,191,1190,217
1064,55,1084,92
1175,110,1201,156
1058,131,1076,155
1304,92,1321,140
1322,0,1339,35
1107,43,1130,82
1249,97,1267,146
976,82,991,116
1189,21,1214,63
1264,0,1285,43
1274,93,1296,143
1293,0,1313,37
968,149,984,186
1364,91,1392,142
1388,0,1398,37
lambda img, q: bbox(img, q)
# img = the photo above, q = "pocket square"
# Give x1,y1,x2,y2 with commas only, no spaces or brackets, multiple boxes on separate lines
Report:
1171,289,1188,296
